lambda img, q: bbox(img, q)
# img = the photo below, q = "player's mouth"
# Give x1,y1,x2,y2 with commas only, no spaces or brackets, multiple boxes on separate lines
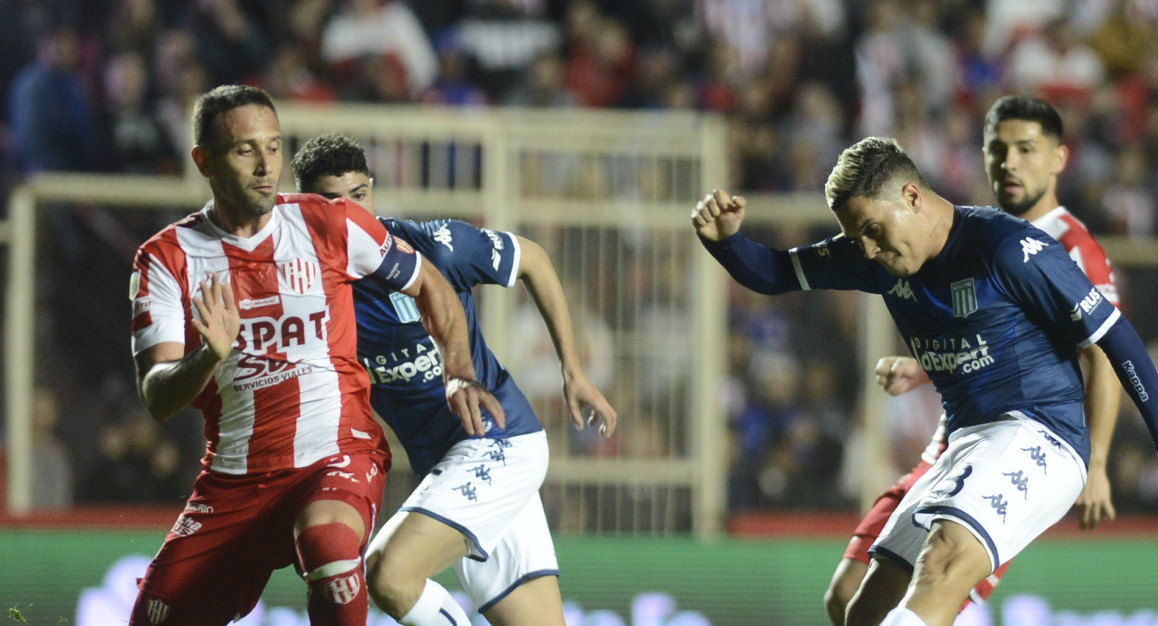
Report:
1000,177,1022,195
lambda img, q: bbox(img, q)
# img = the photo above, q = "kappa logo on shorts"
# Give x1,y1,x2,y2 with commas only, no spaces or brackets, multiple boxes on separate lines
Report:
452,482,478,502
982,493,1009,523
1002,470,1030,499
172,515,202,537
484,439,512,465
469,464,493,485
1021,445,1048,473
146,598,171,624
1038,430,1063,450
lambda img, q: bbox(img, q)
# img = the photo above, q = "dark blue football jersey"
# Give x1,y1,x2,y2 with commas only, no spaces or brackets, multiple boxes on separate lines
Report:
353,218,542,476
786,206,1120,462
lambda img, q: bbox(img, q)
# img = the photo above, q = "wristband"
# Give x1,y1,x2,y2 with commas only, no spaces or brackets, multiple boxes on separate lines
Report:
445,377,485,400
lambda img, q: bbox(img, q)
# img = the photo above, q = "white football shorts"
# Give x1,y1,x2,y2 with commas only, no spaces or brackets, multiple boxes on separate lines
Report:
871,413,1086,574
401,430,559,610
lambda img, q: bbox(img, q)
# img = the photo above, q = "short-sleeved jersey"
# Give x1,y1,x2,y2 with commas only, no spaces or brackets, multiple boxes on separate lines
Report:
917,205,1118,462
353,218,543,477
788,205,1120,462
130,194,422,475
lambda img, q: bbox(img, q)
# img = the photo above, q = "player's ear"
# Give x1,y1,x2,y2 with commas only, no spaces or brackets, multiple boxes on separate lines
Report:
900,181,922,213
191,145,212,178
1053,142,1069,175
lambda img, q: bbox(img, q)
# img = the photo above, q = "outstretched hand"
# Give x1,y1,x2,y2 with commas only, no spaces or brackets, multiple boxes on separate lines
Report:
874,356,930,396
563,370,618,438
1074,464,1116,530
191,272,240,361
690,189,746,242
446,377,507,436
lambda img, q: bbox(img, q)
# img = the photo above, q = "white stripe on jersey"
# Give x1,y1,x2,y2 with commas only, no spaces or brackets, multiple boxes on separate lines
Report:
131,256,185,355
789,247,811,290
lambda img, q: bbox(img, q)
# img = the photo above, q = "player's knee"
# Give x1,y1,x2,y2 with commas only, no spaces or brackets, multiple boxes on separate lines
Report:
824,574,858,625
823,583,849,626
297,522,366,605
365,557,424,617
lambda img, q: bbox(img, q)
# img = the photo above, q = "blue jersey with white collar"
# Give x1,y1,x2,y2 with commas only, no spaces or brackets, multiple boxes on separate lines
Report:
710,205,1121,463
353,218,543,476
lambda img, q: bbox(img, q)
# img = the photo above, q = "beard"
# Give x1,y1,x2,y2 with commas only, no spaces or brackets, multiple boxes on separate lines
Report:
998,185,1046,217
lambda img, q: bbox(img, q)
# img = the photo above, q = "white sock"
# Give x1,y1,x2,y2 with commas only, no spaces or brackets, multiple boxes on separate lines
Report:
880,607,928,626
398,579,471,626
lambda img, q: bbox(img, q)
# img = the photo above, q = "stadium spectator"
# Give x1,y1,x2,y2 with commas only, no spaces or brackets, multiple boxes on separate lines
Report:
8,23,98,173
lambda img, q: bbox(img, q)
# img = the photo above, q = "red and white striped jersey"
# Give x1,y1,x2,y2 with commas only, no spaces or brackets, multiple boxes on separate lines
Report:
1032,206,1118,306
129,193,421,475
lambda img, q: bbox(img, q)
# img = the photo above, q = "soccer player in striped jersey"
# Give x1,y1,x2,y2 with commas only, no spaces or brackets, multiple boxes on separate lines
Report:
291,133,617,626
128,86,502,626
692,137,1158,626
824,96,1121,625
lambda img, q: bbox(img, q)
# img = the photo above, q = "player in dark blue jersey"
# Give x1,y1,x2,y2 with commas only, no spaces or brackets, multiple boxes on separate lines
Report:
293,134,617,626
692,136,1158,626
826,96,1122,625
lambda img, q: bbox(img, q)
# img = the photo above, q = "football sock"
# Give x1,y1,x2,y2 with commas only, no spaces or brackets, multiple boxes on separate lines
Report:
399,578,471,626
296,522,368,625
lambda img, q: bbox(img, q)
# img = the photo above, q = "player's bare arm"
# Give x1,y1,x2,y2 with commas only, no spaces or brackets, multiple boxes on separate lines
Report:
516,236,618,437
874,356,931,396
404,256,506,435
1075,344,1120,529
691,189,746,241
136,273,240,421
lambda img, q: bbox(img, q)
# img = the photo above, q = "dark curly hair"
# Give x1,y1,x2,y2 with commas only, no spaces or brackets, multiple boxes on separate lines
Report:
291,133,370,193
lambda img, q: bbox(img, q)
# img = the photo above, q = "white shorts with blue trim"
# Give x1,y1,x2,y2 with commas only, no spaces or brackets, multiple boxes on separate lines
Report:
400,430,558,610
871,414,1086,574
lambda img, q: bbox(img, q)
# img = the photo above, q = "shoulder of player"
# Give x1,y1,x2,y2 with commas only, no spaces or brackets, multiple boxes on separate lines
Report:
960,207,1054,266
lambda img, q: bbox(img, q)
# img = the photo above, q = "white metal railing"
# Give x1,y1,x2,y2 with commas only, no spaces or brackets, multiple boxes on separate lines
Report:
3,105,737,537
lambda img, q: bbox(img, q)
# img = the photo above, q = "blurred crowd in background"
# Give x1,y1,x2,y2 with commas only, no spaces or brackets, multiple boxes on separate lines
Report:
3,0,1158,519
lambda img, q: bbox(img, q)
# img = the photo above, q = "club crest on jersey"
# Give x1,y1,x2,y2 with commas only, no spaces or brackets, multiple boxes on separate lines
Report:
951,278,978,318
389,292,421,323
146,598,171,624
278,258,319,295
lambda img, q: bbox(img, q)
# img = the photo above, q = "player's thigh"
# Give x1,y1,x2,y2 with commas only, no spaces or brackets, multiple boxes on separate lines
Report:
913,519,992,588
455,493,558,612
296,450,388,543
366,510,471,583
845,557,911,626
827,557,869,609
482,575,565,626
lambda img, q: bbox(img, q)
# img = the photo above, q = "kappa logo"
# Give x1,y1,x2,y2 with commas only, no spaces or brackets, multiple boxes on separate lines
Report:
433,224,455,251
886,279,916,301
1020,237,1047,262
